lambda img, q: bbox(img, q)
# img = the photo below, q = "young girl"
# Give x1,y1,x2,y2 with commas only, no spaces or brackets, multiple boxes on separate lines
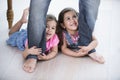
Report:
57,7,105,64
7,8,59,73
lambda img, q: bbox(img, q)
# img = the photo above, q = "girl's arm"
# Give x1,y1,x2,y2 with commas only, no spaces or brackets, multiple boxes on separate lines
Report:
86,35,98,51
61,38,81,57
78,35,98,54
45,45,58,60
22,45,42,59
38,45,58,60
22,46,29,59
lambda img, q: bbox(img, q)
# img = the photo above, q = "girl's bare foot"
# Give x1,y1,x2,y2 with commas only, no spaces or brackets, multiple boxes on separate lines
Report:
23,58,37,73
88,52,105,64
20,8,29,23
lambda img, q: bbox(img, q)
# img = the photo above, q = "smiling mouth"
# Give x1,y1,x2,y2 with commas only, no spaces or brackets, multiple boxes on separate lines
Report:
71,23,77,26
70,24,77,27
46,33,52,36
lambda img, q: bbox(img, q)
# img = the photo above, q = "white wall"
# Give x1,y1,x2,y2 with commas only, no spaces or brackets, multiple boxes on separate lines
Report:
48,0,79,18
12,0,79,20
6,0,79,29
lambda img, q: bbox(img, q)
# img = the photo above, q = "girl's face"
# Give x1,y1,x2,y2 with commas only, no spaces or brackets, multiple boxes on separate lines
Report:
62,11,78,33
46,20,57,41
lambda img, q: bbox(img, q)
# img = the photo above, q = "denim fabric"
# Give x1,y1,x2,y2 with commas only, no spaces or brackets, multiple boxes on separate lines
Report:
6,29,27,51
27,0,100,56
26,54,38,60
27,0,51,53
64,30,79,50
78,0,100,53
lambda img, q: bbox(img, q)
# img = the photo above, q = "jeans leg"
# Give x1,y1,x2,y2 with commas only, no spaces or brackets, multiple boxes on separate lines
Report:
78,0,100,53
26,54,38,60
27,0,51,53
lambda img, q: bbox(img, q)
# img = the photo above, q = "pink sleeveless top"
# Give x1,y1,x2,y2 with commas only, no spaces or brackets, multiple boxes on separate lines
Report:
25,34,59,52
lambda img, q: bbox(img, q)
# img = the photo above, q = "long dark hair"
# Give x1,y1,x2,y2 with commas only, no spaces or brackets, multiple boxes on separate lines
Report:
56,7,78,51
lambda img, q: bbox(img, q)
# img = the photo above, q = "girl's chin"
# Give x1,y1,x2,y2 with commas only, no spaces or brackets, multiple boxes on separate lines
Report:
46,37,51,41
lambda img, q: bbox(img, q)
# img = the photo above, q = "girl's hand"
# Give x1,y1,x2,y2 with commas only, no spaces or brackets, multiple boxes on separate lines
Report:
78,46,90,54
75,50,86,56
37,53,47,60
27,46,42,55
75,46,89,56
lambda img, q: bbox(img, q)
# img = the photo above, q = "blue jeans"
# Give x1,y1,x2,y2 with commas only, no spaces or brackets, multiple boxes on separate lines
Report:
78,0,100,53
27,0,51,59
27,0,100,59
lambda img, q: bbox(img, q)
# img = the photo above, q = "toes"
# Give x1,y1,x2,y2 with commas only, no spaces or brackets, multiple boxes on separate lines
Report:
98,56,105,64
23,61,30,72
28,66,35,73
23,59,37,73
89,53,105,64
94,56,105,64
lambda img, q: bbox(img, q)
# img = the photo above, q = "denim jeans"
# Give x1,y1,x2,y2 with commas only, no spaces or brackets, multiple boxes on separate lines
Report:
27,0,100,59
27,0,51,59
78,0,100,53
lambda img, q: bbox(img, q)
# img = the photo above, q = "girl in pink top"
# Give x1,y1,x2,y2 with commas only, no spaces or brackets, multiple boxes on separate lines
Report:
8,8,59,73
23,14,59,73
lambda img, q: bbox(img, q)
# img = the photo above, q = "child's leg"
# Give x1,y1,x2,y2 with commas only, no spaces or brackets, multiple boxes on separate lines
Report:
9,8,29,35
20,8,29,23
88,52,105,64
9,20,23,35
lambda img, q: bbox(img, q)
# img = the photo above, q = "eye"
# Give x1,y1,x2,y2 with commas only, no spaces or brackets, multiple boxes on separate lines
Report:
46,25,48,28
46,24,50,28
73,15,77,19
64,17,70,21
52,27,55,29
67,17,70,20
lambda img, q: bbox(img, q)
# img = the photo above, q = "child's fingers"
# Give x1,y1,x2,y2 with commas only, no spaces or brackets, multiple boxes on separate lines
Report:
35,48,42,55
37,55,42,60
32,46,42,50
78,46,84,48
28,47,42,55
30,46,37,49
41,53,46,56
38,54,45,58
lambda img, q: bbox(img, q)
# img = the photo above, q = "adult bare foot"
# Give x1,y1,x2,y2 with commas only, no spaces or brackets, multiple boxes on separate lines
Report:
88,52,105,64
23,58,37,73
